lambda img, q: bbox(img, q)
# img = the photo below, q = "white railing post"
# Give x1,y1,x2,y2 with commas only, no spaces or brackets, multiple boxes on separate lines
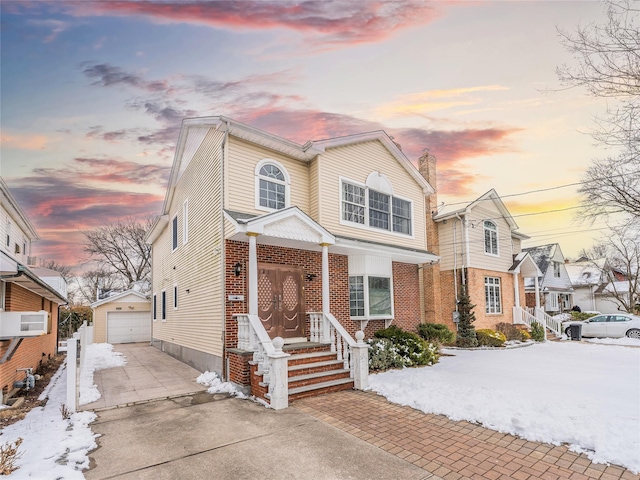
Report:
267,337,289,410
351,331,369,390
66,337,78,413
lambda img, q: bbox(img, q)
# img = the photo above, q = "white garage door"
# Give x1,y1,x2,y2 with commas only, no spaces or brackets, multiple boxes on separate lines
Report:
107,311,151,344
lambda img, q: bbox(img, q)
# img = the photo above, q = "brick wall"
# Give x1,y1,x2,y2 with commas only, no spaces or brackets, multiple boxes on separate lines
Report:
465,267,517,330
1,283,59,394
438,269,459,331
224,240,422,383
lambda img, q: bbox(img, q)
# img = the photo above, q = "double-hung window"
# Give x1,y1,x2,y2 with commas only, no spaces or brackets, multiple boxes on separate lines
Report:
342,183,365,224
341,179,412,236
349,275,392,318
485,276,502,314
483,221,498,255
553,262,561,278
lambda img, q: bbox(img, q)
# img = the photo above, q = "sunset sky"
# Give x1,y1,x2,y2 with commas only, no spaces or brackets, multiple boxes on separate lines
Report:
1,1,617,270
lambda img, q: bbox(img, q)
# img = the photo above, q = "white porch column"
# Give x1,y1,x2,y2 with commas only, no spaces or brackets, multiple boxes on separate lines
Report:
248,232,259,316
534,275,541,309
321,243,331,343
321,243,330,314
513,272,520,308
267,337,289,410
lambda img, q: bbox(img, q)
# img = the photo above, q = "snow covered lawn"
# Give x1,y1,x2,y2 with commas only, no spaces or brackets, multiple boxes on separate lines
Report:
1,363,97,479
368,341,640,473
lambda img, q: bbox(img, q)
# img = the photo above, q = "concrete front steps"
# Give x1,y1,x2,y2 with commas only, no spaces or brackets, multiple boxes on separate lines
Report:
284,343,354,402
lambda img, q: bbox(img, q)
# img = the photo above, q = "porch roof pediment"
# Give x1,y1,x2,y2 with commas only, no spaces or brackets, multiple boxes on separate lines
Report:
226,207,335,246
510,252,543,277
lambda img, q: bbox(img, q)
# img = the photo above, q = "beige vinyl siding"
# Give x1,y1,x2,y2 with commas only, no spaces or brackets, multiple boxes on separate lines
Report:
436,219,464,271
317,141,427,250
308,158,320,220
152,128,225,358
466,204,514,272
92,296,150,344
225,137,310,215
512,237,522,253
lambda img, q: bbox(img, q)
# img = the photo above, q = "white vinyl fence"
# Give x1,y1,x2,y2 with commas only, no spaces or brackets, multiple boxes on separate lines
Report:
65,321,94,412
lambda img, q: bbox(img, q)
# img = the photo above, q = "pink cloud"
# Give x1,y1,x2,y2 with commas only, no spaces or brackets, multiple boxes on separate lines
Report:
65,1,442,46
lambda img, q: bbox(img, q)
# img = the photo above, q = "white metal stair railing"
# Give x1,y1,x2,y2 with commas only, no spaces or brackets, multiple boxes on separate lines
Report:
513,307,563,338
535,307,563,336
234,314,289,409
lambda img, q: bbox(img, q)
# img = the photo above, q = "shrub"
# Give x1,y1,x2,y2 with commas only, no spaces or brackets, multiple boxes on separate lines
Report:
369,326,439,371
495,322,527,341
0,438,23,475
530,321,545,342
476,329,507,347
570,311,599,321
417,323,455,344
520,330,531,341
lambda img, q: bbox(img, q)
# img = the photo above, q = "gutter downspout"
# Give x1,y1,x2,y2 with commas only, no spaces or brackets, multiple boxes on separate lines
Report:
220,120,230,381
453,218,459,311
456,213,467,286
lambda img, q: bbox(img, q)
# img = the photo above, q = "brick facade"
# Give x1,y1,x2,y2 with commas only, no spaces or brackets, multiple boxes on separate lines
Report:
1,283,59,394
224,239,422,386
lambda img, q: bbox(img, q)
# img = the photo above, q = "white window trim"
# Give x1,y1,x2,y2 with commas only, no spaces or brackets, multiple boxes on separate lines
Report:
485,276,502,314
339,177,414,239
349,274,394,320
483,220,499,257
152,292,157,321
171,214,178,252
254,159,291,213
161,289,167,321
173,283,178,310
183,200,189,245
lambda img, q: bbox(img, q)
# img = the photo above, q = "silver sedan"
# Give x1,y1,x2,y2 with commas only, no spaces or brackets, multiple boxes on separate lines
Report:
563,313,640,338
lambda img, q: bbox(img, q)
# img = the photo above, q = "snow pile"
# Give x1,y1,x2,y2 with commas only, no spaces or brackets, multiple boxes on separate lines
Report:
586,337,640,347
196,371,247,398
2,363,98,479
79,343,127,405
368,342,640,473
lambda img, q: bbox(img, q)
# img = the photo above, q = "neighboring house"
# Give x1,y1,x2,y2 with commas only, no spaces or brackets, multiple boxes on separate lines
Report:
523,244,574,314
90,290,151,344
594,281,640,314
146,116,440,407
0,178,67,398
565,259,605,312
433,189,541,330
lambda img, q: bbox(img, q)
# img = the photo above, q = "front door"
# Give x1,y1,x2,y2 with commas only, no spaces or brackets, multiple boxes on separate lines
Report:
257,263,305,339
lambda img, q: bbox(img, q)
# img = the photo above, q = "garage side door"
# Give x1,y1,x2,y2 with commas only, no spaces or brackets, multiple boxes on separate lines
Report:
107,311,151,344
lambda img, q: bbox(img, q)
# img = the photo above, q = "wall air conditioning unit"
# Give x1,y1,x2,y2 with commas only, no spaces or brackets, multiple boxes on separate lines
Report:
0,311,48,339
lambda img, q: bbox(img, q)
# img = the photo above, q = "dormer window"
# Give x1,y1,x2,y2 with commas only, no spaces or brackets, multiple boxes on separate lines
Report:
483,220,498,255
255,160,289,211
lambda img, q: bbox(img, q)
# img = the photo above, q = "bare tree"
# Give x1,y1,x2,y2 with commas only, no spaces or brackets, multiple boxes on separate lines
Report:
83,217,154,289
75,267,126,305
557,0,640,220
584,220,640,313
39,259,73,282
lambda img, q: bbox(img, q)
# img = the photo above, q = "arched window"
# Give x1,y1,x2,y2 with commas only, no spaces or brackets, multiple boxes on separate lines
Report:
483,220,498,255
255,160,289,211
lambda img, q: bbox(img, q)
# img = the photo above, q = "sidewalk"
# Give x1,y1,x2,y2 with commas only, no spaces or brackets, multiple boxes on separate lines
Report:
295,390,640,480
82,343,206,410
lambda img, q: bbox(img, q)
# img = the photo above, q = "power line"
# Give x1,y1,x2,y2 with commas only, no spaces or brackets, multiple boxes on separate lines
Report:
438,170,640,210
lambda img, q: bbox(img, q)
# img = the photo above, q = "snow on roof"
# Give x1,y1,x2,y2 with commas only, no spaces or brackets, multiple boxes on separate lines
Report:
564,260,604,286
522,244,555,276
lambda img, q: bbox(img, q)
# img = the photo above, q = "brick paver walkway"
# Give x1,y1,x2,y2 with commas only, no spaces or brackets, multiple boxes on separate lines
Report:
295,390,639,480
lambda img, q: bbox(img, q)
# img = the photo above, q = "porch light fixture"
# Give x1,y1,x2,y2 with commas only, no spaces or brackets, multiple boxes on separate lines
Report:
234,262,242,277
306,273,317,281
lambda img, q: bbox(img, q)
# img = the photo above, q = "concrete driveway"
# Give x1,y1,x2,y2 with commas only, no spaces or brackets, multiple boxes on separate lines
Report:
81,343,206,410
85,394,430,480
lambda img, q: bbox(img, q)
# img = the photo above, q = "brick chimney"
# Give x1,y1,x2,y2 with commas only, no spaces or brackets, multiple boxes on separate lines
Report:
418,150,442,325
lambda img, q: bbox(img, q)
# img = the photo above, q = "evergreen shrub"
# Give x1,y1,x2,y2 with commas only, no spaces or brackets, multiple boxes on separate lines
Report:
368,325,439,371
416,323,455,344
530,321,545,342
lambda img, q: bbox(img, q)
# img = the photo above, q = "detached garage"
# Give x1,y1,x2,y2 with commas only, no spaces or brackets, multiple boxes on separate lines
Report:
91,290,151,344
